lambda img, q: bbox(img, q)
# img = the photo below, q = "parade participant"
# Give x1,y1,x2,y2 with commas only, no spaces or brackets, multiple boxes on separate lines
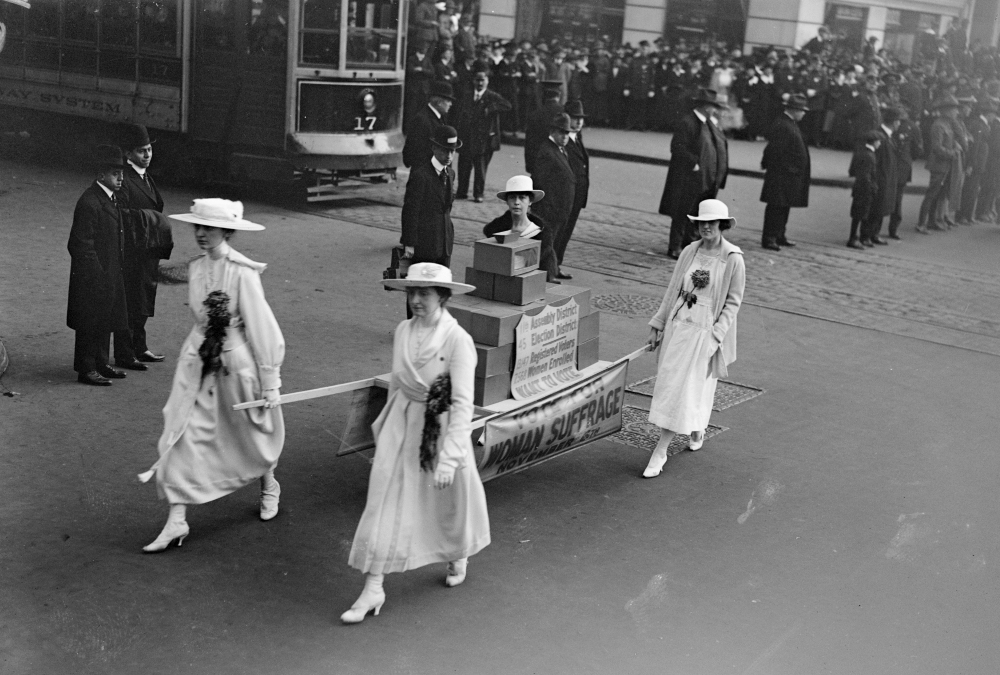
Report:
530,113,577,273
759,93,811,251
558,99,590,280
644,199,745,478
401,125,460,266
342,263,490,624
138,199,285,552
402,80,454,168
455,66,511,202
482,175,558,281
847,131,881,249
658,88,728,259
118,124,173,365
67,145,130,386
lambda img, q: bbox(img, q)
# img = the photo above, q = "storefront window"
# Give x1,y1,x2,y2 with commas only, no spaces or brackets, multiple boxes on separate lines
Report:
300,0,340,67
346,0,397,68
199,0,236,50
140,0,178,52
825,4,867,50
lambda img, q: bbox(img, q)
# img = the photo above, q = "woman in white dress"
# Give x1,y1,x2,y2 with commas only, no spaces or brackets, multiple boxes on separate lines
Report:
342,263,491,624
138,199,285,551
643,199,746,478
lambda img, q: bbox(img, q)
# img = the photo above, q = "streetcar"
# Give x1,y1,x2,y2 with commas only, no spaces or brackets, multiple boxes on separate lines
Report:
0,0,407,199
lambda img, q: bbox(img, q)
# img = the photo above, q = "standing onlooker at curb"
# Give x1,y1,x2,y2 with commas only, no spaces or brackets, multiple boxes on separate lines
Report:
657,88,728,260
530,113,576,271
847,131,881,249
524,81,564,175
975,103,1000,224
917,96,961,234
759,93,810,252
887,107,923,240
957,98,994,225
863,108,901,246
402,81,454,169
454,66,511,203
401,126,460,267
558,100,590,281
67,145,131,386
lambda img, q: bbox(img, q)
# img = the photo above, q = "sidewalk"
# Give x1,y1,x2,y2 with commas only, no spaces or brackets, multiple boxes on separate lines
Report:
507,127,931,192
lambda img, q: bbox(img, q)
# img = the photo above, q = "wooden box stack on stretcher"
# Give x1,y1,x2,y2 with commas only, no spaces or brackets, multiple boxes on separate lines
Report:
449,234,601,406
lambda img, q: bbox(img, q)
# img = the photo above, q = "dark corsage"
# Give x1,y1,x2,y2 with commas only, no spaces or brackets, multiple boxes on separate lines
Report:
199,290,232,380
679,270,710,309
420,373,452,471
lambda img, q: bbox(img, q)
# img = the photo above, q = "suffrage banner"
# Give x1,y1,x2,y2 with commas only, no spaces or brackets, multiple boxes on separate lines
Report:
510,298,580,400
478,360,628,481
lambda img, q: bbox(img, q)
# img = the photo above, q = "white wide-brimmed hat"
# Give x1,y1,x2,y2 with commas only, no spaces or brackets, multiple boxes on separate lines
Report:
688,199,736,226
169,198,265,231
383,262,475,294
496,175,545,202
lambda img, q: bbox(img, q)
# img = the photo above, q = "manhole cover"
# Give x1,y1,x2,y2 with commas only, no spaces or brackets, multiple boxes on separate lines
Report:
592,294,662,318
609,405,726,453
627,377,764,412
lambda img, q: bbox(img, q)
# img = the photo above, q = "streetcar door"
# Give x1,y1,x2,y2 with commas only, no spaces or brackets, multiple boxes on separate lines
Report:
189,0,288,151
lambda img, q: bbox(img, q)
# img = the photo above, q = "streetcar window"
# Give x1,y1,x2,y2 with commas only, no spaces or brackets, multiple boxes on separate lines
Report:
101,0,138,47
346,0,397,69
198,0,236,50
0,2,26,37
299,0,339,68
140,0,179,52
64,0,99,43
27,0,60,40
248,0,287,56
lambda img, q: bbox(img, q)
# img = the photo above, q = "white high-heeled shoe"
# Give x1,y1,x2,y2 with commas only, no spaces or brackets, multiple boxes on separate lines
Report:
642,448,668,478
143,520,189,553
341,574,385,624
688,431,704,451
260,473,280,521
445,558,468,587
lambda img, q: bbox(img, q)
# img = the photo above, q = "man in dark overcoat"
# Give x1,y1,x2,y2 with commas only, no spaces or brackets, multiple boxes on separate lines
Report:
956,98,995,224
917,97,960,233
400,125,460,267
760,94,811,251
530,113,576,265
859,108,901,246
66,146,131,386
658,88,728,258
455,66,512,202
556,100,590,280
118,124,173,365
974,103,1000,223
886,107,923,239
524,80,564,174
841,74,883,146
402,80,454,168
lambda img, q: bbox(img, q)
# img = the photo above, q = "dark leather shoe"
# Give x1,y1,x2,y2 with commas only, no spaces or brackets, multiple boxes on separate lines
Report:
871,236,888,245
860,239,874,247
555,271,573,280
888,233,902,240
915,225,930,234
116,359,149,371
98,365,127,379
137,350,165,362
78,371,112,386
929,222,948,232
847,239,865,250
777,238,796,247
762,241,781,251
473,196,484,203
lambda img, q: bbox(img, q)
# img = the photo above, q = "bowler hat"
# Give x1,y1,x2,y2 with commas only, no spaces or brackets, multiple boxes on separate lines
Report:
549,113,572,132
564,99,587,118
691,88,724,108
121,124,152,150
93,144,125,170
429,80,455,101
784,93,809,111
430,125,462,150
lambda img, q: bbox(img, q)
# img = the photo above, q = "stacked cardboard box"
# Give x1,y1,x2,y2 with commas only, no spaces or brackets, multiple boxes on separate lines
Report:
452,234,601,405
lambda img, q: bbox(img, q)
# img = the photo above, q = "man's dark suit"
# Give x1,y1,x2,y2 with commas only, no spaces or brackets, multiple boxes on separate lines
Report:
958,115,991,222
530,139,576,250
842,91,882,145
402,105,445,169
66,183,130,374
760,112,811,245
455,87,512,199
119,164,173,357
524,100,563,174
558,131,589,265
658,110,728,253
401,161,455,266
863,127,898,241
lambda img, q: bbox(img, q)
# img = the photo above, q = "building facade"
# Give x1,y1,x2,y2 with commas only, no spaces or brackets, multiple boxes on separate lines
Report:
477,0,980,54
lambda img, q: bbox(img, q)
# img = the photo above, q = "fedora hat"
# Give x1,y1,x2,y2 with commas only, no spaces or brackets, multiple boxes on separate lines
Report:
121,124,152,150
429,80,455,101
430,125,462,150
496,175,544,202
383,262,475,294
93,144,125,170
687,199,736,226
550,112,572,132
784,93,809,111
691,88,724,108
169,198,265,231
564,99,587,118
